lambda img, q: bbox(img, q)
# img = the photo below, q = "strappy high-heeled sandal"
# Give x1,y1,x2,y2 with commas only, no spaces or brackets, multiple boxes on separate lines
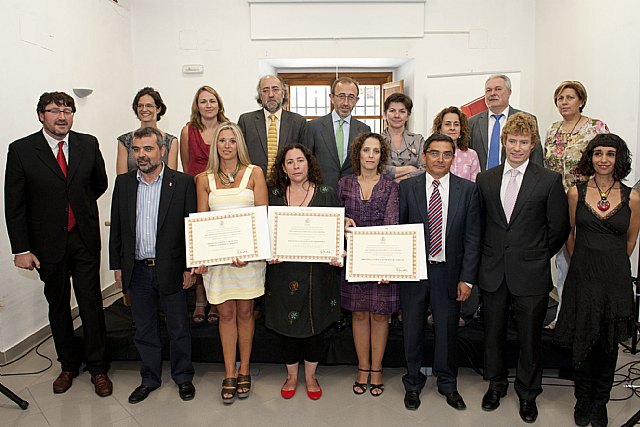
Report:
352,368,369,395
369,369,384,397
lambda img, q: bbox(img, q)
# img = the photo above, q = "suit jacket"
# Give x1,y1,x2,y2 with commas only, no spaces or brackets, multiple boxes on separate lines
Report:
468,107,543,171
399,173,481,299
238,109,307,176
306,113,371,190
5,130,108,263
109,167,196,295
476,162,570,296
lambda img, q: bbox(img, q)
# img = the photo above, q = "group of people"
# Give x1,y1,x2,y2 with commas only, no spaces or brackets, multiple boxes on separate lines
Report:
4,73,638,427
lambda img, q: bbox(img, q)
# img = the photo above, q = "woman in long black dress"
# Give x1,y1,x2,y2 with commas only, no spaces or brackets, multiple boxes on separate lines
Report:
265,143,342,400
555,134,640,427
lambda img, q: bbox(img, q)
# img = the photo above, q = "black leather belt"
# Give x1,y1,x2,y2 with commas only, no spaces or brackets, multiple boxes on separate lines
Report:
136,258,157,267
428,260,445,265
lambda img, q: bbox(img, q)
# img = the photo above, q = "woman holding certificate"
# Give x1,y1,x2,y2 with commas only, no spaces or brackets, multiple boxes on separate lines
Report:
192,122,267,404
337,133,400,396
265,143,341,400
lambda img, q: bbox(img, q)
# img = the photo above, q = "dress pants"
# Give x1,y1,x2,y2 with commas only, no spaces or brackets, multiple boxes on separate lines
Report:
400,265,460,394
482,279,548,400
38,228,108,375
574,340,618,405
128,262,194,387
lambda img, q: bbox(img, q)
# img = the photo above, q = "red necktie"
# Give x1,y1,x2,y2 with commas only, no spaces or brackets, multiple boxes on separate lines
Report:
428,179,443,257
57,141,76,231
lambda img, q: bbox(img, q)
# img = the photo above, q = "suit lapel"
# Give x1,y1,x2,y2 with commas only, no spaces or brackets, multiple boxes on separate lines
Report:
34,132,66,181
446,175,461,238
279,111,289,147
253,112,268,156
509,163,540,224
157,168,175,231
479,111,489,160
67,132,82,183
489,165,508,225
127,171,138,235
321,115,340,168
412,174,428,224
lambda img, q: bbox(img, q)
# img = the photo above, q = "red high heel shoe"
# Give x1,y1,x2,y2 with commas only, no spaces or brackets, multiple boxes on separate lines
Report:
306,379,322,400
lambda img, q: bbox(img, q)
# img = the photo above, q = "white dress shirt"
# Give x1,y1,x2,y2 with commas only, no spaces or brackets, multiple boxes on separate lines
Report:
425,172,449,263
42,129,69,162
500,159,529,208
331,110,351,162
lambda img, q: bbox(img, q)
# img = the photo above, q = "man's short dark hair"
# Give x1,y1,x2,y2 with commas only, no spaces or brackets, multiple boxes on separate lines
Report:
36,92,76,114
424,133,456,154
133,127,164,148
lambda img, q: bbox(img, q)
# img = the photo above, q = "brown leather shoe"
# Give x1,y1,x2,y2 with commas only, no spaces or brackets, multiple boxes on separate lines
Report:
91,374,113,397
53,371,78,394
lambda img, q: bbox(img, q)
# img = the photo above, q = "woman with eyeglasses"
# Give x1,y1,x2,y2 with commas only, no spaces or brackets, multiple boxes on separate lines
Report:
116,87,178,174
180,85,230,325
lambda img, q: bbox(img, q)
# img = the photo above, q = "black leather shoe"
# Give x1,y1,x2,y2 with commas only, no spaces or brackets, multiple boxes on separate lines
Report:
404,390,421,410
438,390,466,410
574,400,591,426
178,381,196,401
128,384,159,404
519,399,538,423
481,389,506,411
590,404,608,427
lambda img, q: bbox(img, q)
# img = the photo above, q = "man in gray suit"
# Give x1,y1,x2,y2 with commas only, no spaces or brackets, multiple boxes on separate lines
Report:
306,77,371,189
468,74,543,172
238,75,307,177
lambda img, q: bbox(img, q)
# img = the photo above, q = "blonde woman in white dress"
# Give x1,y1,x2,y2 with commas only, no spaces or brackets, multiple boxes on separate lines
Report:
192,123,268,404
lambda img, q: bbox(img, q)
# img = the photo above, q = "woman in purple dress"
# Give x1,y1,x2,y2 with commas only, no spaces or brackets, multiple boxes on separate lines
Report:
337,133,399,397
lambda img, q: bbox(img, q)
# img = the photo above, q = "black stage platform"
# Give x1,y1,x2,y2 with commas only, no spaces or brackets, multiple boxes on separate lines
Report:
102,296,572,372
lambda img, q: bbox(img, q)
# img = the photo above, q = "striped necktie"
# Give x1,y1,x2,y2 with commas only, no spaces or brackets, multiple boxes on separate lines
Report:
267,114,278,178
428,179,443,257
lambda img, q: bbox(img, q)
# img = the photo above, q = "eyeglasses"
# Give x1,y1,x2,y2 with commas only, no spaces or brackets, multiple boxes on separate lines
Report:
136,103,157,110
261,87,281,95
44,109,74,116
333,93,357,102
425,150,454,160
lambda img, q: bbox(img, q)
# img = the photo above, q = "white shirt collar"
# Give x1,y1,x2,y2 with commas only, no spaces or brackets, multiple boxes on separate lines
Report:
426,172,450,188
264,108,282,121
503,158,529,176
332,110,351,125
42,128,68,150
489,106,510,119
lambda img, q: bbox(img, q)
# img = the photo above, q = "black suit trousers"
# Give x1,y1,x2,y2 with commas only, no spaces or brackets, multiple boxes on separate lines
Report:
38,228,108,374
401,264,460,394
129,262,194,387
482,279,548,400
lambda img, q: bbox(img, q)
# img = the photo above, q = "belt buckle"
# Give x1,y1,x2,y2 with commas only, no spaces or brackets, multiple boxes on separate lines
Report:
145,258,156,267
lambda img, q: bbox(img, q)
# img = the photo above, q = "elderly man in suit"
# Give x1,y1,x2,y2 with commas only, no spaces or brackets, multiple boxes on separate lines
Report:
306,77,371,189
399,134,482,412
238,75,307,178
476,113,570,423
4,91,112,396
469,74,543,171
110,127,197,404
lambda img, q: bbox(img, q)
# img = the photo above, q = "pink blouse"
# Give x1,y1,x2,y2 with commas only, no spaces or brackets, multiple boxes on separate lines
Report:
450,148,480,182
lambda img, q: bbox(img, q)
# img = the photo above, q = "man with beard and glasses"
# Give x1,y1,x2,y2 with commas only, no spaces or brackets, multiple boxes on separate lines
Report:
109,127,197,404
238,75,307,178
4,91,111,396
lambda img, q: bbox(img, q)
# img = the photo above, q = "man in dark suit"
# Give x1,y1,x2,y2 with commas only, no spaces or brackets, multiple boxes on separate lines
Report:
238,75,307,178
399,134,481,412
476,113,570,423
109,127,197,404
4,91,111,396
469,74,543,171
306,77,371,189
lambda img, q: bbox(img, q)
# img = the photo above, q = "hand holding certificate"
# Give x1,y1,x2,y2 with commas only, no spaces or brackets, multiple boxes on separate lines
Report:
268,206,345,262
346,224,427,282
185,206,271,267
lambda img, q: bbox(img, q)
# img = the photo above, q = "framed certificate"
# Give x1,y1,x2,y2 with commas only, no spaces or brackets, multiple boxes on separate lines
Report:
185,206,271,267
268,206,345,262
346,224,427,282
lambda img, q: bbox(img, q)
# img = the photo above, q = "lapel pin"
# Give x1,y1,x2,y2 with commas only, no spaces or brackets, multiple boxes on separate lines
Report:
169,181,173,187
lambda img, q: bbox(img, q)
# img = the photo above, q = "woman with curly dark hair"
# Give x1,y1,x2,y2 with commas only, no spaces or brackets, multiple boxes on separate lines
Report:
432,106,480,182
265,143,342,401
337,133,399,397
555,133,640,427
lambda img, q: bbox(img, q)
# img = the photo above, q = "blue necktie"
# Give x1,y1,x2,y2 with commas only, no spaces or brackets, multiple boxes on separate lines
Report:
487,113,503,169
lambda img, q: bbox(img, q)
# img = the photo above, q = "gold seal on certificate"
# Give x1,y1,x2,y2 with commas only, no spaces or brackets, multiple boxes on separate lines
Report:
346,224,427,282
268,206,345,262
184,206,271,267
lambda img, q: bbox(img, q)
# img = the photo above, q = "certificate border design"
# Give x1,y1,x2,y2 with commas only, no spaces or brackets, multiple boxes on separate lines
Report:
272,211,342,261
347,230,417,280
186,211,259,265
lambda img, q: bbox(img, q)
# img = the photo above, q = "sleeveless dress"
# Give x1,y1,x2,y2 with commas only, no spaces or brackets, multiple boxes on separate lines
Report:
265,185,341,338
337,174,400,314
202,165,266,304
187,124,210,176
117,131,176,172
555,182,635,366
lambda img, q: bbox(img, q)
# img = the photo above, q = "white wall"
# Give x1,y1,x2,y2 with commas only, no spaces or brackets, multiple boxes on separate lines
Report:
0,0,133,352
1,0,638,352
